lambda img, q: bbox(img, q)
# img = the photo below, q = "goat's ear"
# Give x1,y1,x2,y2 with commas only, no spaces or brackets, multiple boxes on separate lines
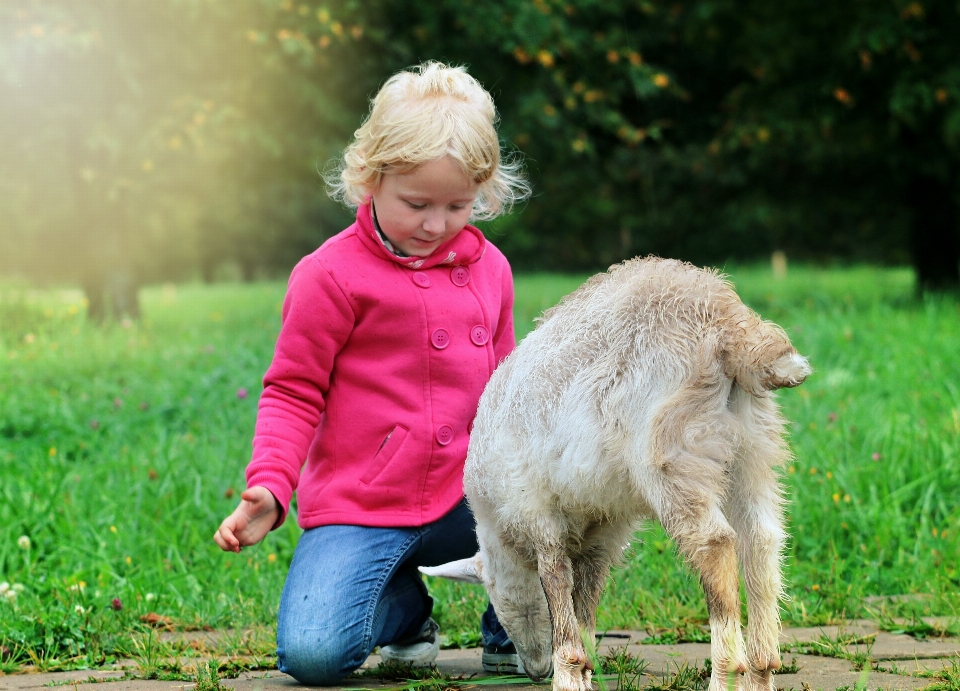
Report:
419,554,483,584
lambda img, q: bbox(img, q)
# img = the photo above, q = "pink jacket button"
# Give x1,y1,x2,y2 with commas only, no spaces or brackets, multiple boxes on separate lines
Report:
451,267,470,286
436,425,453,445
413,272,431,288
470,325,489,346
431,329,450,349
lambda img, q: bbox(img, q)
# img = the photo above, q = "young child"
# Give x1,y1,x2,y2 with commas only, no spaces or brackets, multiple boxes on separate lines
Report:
214,62,530,685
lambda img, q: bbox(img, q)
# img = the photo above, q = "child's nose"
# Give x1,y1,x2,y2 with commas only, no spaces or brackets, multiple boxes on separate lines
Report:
422,211,446,235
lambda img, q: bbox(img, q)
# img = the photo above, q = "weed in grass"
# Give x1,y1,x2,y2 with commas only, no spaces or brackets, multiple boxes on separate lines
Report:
0,642,24,673
349,661,470,691
195,661,234,691
644,660,710,691
869,605,960,640
873,660,908,676
214,657,277,678
832,670,872,691
777,657,802,674
599,647,651,691
784,629,877,671
883,616,960,640
642,623,711,644
24,645,62,673
120,629,169,678
917,659,960,691
215,625,276,658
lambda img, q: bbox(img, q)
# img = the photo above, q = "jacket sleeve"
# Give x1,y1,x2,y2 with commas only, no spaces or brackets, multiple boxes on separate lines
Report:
245,256,355,527
492,258,516,365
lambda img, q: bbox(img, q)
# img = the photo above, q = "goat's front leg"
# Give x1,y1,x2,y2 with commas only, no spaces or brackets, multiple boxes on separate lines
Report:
538,550,590,691
571,523,633,688
570,552,607,691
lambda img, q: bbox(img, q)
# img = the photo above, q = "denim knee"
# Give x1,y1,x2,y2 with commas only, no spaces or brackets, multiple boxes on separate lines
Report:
277,627,368,686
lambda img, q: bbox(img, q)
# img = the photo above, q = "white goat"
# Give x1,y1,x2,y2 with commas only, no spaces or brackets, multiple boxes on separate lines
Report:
423,257,810,691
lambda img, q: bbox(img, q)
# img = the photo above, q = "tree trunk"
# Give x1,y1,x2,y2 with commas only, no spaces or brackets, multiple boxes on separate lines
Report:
908,173,960,292
82,267,141,322
82,271,107,323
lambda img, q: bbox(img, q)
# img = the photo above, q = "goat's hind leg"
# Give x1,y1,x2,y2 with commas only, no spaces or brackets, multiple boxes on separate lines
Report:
647,386,749,690
727,388,789,691
648,475,748,690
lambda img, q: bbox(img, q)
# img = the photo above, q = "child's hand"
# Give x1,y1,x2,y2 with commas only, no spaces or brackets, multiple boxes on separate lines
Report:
213,486,281,553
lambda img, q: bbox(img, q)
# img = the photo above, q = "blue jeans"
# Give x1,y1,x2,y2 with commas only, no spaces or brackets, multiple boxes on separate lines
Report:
276,499,505,685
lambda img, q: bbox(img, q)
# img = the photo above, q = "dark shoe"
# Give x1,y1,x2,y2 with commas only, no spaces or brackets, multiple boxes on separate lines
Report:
482,640,525,674
379,618,440,666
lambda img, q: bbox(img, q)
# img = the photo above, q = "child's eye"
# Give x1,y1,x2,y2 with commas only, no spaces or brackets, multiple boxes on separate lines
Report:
405,201,426,209
450,204,466,211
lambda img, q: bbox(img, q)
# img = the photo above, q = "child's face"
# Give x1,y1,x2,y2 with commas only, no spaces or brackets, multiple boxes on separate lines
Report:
372,156,479,258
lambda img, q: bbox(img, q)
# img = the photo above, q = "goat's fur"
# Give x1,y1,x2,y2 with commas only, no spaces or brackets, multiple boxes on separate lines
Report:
422,257,811,691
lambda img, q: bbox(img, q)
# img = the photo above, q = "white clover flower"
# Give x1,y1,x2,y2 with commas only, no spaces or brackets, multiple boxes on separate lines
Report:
17,535,30,550
12,583,24,593
74,605,85,614
145,593,156,602
0,582,9,594
4,589,16,601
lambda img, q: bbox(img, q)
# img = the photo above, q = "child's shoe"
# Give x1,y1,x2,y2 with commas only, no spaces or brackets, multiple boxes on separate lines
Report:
481,640,525,675
379,617,440,666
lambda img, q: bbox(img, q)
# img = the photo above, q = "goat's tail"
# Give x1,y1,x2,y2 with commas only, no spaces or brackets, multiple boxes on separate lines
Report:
723,316,811,395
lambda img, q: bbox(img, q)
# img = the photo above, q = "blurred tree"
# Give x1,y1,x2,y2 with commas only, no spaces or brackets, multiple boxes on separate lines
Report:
0,0,376,319
693,0,960,290
2,0,957,302
370,0,705,269
1,1,241,318
367,0,959,287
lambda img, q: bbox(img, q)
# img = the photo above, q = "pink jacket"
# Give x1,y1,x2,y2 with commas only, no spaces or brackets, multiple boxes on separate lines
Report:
245,204,515,529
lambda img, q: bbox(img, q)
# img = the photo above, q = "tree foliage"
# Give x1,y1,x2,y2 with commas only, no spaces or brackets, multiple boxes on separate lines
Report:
1,0,958,315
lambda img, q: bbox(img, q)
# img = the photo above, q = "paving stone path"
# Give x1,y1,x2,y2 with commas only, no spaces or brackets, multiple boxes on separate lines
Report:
1,621,957,691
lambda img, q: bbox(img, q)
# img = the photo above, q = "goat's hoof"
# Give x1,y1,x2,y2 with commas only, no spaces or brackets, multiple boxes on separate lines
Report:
552,660,588,691
709,665,747,691
743,661,778,691
743,672,775,691
750,659,779,673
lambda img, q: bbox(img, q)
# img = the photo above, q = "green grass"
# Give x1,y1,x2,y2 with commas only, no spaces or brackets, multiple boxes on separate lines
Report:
1,264,959,672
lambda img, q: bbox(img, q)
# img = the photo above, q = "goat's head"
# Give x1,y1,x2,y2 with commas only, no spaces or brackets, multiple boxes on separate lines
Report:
420,553,554,681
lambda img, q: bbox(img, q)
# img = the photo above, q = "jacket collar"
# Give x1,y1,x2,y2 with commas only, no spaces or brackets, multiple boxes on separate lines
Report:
355,202,486,269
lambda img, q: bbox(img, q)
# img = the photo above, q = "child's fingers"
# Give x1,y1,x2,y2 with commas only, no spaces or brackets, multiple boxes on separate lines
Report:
214,490,276,553
213,526,239,552
213,527,233,552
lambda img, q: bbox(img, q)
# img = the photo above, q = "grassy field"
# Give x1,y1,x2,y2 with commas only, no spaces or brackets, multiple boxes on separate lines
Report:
0,264,958,671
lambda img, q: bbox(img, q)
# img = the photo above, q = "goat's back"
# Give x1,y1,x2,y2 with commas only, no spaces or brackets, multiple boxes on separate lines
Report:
465,257,805,524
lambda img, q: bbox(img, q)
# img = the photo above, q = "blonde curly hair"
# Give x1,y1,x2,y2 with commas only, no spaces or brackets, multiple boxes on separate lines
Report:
327,61,530,221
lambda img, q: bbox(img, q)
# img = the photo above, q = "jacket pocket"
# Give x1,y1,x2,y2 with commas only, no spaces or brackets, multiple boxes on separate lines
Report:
360,425,409,485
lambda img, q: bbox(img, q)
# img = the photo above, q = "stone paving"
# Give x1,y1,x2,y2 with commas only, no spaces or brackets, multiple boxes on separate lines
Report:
1,621,957,691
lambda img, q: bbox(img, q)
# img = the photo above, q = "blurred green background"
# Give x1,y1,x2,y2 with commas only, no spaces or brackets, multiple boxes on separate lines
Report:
2,0,959,317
